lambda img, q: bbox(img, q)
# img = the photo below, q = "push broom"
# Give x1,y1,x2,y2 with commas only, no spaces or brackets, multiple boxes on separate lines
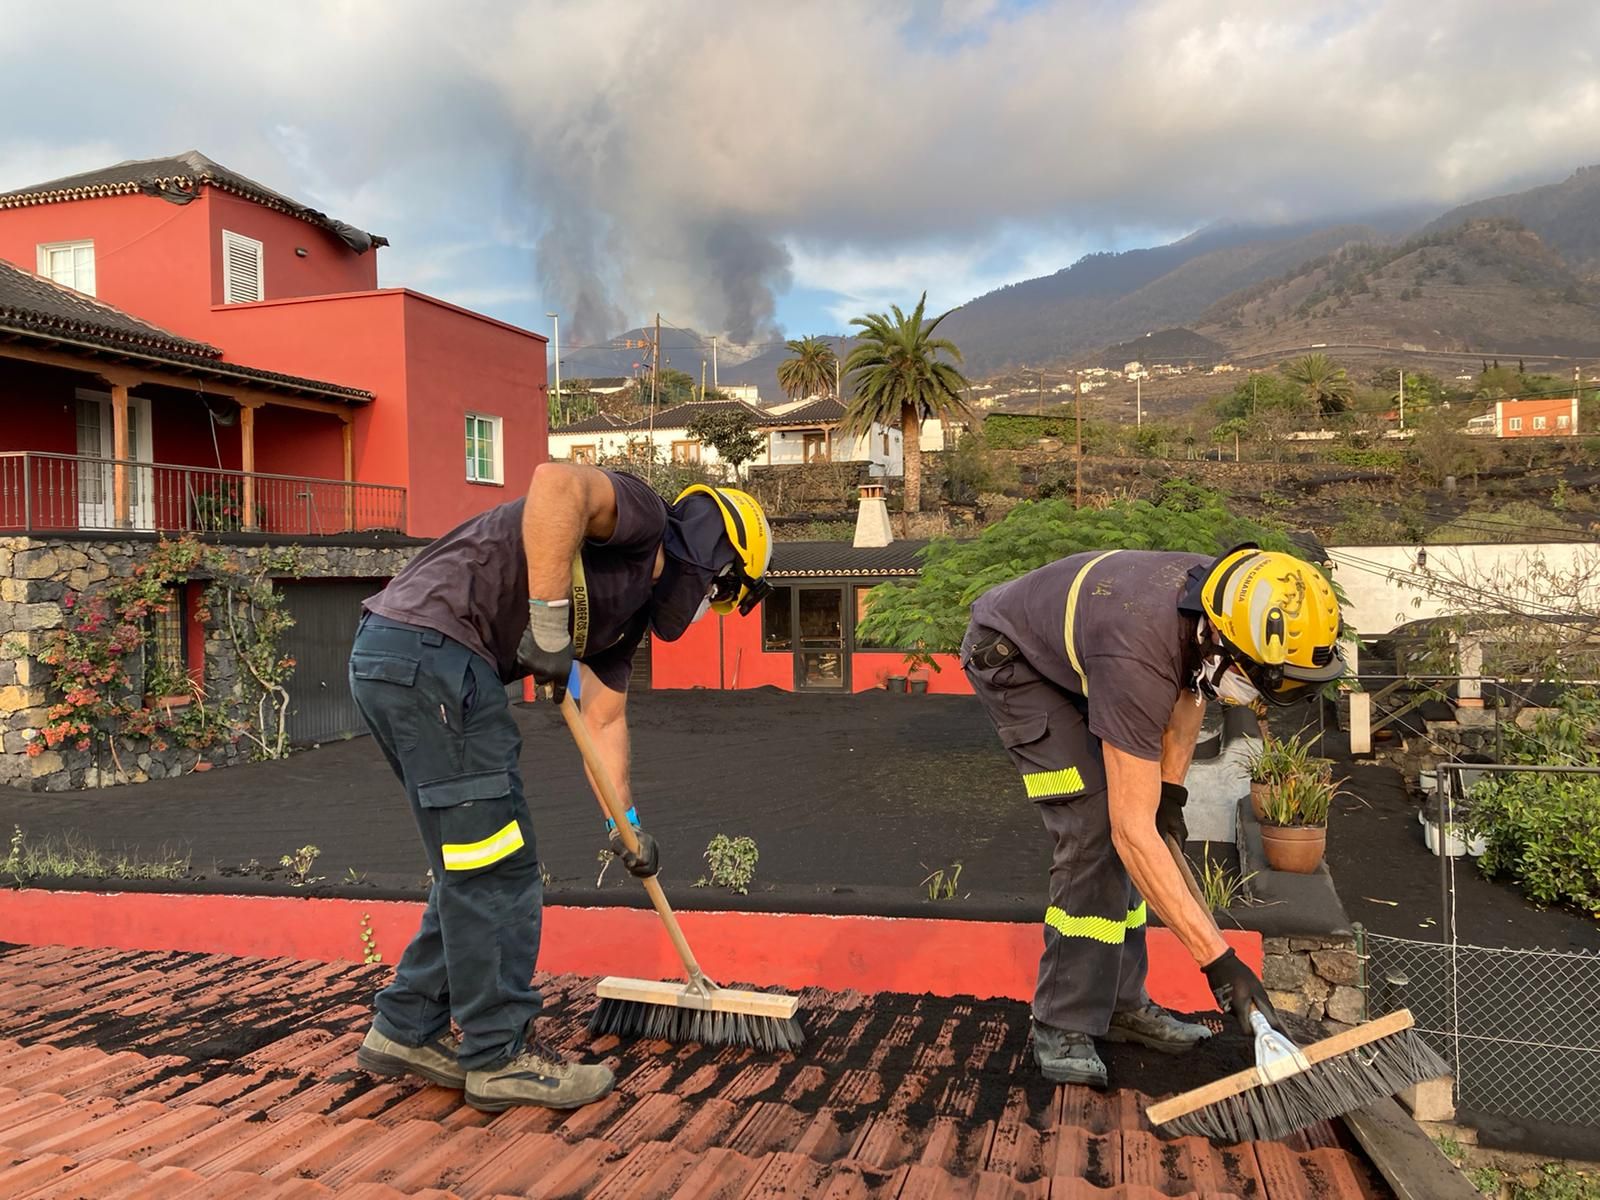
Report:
558,695,805,1052
1145,836,1448,1142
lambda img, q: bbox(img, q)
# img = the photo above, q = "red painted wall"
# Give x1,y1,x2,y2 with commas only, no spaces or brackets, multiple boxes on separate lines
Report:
0,888,1261,1016
205,190,376,308
652,604,970,693
0,192,213,343
400,292,547,534
1498,396,1579,437
0,362,78,453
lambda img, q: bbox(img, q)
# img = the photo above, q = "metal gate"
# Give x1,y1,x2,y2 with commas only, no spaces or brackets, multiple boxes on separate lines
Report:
280,579,382,745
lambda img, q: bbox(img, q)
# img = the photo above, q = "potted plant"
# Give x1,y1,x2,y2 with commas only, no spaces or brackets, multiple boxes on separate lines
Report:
903,645,940,695
143,662,194,714
1259,764,1340,873
1247,733,1312,821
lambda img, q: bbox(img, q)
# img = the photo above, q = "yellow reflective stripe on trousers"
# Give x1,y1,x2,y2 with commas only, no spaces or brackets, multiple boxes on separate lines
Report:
441,820,525,871
1023,766,1086,799
1044,902,1149,945
1061,549,1122,694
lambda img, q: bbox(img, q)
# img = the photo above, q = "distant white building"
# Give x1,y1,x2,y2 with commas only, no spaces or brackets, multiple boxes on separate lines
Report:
547,397,954,478
720,383,761,406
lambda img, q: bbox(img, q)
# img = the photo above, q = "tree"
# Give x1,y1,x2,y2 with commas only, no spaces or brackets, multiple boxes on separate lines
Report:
854,482,1305,653
1283,353,1352,418
841,293,971,513
776,336,838,400
686,408,764,479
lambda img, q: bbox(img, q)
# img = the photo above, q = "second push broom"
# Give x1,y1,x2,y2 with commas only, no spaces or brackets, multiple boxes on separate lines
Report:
1146,835,1447,1142
559,695,805,1052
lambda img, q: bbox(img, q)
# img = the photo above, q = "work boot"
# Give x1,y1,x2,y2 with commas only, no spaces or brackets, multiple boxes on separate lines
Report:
1105,1002,1212,1054
355,1026,467,1089
465,1035,615,1112
1031,1019,1108,1089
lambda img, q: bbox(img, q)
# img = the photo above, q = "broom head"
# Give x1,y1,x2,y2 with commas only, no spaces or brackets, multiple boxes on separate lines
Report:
588,975,805,1052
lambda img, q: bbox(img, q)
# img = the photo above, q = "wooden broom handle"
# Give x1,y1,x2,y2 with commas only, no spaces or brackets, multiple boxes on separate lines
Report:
1165,834,1214,913
559,695,709,985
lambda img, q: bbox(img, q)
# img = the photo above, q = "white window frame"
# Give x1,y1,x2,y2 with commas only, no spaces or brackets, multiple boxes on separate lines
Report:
221,230,265,304
38,240,96,296
465,412,504,484
1558,414,1570,428
1508,416,1523,432
1533,415,1547,430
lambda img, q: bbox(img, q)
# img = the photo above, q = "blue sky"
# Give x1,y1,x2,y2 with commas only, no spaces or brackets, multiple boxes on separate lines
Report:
2,1,1596,350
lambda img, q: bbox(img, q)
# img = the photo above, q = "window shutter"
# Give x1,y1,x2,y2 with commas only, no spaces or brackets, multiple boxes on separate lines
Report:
222,232,264,304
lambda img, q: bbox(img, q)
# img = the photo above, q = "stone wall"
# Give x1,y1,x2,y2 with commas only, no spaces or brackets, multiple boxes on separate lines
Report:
1262,934,1365,1030
1,535,419,792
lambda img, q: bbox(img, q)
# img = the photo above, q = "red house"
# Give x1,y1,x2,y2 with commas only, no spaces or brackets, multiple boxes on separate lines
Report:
0,151,547,539
0,153,547,791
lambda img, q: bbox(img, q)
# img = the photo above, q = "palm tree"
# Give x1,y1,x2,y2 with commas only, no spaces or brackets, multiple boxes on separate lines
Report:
841,293,971,512
776,335,839,400
1284,353,1352,418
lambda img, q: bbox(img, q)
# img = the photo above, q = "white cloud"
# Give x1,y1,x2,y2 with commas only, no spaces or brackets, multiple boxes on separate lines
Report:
2,1,1597,342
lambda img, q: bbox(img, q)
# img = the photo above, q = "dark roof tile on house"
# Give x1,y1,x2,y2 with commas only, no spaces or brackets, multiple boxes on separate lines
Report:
0,943,1388,1199
619,398,770,431
551,413,626,434
770,539,932,578
0,151,387,251
766,397,848,426
0,259,373,402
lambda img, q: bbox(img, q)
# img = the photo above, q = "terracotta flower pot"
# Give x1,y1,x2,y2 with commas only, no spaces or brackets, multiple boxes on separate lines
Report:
1250,781,1270,821
1260,824,1326,874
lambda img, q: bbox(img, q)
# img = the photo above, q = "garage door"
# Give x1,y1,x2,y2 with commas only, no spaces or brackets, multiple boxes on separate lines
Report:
280,580,383,745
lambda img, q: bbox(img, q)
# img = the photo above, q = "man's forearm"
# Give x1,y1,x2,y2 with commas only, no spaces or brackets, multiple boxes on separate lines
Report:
1105,742,1227,966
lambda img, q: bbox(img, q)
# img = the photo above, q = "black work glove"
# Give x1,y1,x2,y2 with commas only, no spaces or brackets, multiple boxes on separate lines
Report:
609,828,660,879
1156,781,1189,846
1203,948,1280,1035
517,599,573,702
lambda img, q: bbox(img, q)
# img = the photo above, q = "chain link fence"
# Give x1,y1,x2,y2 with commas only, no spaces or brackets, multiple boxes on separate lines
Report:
1362,931,1600,1131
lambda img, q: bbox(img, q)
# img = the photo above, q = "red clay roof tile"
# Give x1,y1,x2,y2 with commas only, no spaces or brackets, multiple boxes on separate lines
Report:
0,943,1395,1199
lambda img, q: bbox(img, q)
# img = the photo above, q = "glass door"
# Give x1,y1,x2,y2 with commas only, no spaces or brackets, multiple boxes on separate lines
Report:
75,392,153,529
795,586,847,690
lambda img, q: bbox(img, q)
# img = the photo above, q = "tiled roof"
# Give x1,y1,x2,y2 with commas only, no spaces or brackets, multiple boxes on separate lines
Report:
619,398,771,432
0,942,1387,1199
0,259,373,402
0,151,387,252
550,413,627,434
770,539,932,578
765,397,847,426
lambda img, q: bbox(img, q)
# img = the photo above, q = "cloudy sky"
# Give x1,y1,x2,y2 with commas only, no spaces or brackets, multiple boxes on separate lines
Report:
3,0,1598,353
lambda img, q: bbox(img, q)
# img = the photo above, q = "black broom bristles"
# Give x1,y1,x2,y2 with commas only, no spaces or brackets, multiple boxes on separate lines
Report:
1156,1027,1449,1142
588,996,806,1053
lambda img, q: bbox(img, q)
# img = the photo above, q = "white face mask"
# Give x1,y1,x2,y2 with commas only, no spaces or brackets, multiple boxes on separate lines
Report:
1213,664,1261,707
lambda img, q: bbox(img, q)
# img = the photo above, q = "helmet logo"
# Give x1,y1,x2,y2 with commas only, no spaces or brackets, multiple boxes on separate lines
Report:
1272,570,1307,619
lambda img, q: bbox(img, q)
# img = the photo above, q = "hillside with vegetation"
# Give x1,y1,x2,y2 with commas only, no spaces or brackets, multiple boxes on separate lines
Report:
1194,220,1600,357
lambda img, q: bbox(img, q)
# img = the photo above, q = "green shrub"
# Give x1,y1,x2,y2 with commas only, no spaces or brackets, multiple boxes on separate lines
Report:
1468,689,1600,914
696,834,758,894
1323,446,1404,469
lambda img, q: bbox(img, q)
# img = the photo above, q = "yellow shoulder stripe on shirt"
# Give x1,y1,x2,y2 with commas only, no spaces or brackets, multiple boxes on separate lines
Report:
1062,549,1122,694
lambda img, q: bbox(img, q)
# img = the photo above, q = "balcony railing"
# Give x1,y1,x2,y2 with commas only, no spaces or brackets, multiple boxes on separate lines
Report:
0,452,406,537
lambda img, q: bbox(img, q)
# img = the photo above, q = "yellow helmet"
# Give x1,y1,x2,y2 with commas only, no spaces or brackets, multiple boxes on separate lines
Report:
1201,546,1345,705
674,484,774,616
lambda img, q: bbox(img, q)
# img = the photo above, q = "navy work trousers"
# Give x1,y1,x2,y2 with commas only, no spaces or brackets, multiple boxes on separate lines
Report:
348,614,542,1070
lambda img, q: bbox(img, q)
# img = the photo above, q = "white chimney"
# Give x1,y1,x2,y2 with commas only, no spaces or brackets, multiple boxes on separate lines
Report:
853,482,893,549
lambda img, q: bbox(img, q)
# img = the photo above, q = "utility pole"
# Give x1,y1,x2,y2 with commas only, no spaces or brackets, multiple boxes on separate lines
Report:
649,313,661,481
546,312,561,426
1136,373,1142,427
1075,375,1083,508
1398,367,1405,431
701,359,707,404
1038,370,1044,416
834,353,841,400
711,336,719,395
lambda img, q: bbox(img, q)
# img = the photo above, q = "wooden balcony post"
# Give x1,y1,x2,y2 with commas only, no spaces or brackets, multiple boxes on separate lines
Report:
110,382,130,528
342,416,355,531
240,403,257,530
